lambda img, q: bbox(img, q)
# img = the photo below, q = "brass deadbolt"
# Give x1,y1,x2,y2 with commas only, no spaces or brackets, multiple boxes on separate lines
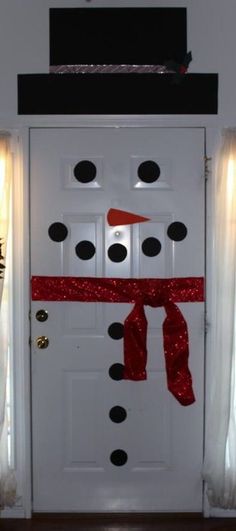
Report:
36,309,48,322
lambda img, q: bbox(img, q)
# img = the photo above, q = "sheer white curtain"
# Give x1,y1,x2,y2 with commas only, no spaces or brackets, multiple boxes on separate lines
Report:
204,128,236,508
0,133,16,508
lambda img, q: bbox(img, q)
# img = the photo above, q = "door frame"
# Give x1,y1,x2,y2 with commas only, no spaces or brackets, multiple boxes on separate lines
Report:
3,118,220,518
30,126,206,513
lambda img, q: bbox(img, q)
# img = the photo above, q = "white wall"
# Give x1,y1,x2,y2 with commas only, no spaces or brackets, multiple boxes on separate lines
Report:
0,0,235,125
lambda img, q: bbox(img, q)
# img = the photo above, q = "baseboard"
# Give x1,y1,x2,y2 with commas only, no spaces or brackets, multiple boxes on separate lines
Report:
32,512,203,520
208,508,236,518
0,506,26,518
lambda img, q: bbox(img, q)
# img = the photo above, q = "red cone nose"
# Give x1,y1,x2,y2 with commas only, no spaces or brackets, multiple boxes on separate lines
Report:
107,208,150,226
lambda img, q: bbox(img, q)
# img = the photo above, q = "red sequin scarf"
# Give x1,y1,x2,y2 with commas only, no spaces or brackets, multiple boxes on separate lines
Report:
32,276,204,406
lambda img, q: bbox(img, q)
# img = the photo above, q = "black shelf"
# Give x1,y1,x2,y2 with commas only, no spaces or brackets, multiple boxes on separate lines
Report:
18,73,218,115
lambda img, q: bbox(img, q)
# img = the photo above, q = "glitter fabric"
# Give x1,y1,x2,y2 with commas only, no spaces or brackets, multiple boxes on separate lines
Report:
50,64,174,74
31,276,204,406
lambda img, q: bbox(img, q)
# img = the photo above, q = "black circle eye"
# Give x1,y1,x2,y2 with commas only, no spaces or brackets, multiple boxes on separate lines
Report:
138,161,161,183
73,160,97,183
48,222,68,242
75,240,96,260
108,244,127,263
142,237,161,257
167,222,187,242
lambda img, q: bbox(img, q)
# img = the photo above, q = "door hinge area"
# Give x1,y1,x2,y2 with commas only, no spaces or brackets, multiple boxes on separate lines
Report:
204,315,210,334
204,156,212,180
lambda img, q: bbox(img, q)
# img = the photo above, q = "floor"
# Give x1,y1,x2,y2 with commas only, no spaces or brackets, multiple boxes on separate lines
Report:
1,515,236,531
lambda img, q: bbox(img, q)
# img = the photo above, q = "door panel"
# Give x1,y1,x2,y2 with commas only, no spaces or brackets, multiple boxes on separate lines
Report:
30,127,205,512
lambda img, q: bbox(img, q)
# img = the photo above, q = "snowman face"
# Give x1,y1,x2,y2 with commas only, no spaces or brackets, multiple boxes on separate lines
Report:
47,155,189,277
48,209,188,263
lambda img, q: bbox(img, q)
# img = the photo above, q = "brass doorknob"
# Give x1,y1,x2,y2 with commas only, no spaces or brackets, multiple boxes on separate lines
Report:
36,336,49,349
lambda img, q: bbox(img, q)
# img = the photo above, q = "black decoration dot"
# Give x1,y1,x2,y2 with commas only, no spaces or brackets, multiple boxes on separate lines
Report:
109,406,127,423
142,237,161,257
109,363,124,381
167,222,188,242
137,160,161,183
75,240,96,260
110,449,128,467
108,322,124,340
108,244,127,263
48,222,68,242
73,160,97,183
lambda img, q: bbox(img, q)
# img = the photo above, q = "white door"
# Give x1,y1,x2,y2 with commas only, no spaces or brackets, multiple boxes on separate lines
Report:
30,127,205,512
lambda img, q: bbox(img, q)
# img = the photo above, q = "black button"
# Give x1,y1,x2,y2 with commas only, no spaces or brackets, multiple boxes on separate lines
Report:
109,363,124,381
109,406,127,423
110,449,128,466
108,322,124,340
